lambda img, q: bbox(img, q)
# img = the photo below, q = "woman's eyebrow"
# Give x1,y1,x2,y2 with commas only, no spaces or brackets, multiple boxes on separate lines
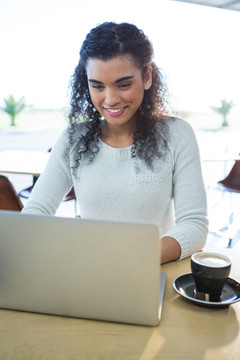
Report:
115,75,134,83
88,79,103,84
88,75,134,84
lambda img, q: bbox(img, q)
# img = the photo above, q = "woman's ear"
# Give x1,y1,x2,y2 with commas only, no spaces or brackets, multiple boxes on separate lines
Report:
144,66,152,90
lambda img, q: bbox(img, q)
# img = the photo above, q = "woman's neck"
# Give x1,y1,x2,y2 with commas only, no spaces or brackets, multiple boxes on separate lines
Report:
100,121,135,148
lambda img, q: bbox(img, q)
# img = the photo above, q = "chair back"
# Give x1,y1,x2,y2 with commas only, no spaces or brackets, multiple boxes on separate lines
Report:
0,175,23,211
218,160,240,191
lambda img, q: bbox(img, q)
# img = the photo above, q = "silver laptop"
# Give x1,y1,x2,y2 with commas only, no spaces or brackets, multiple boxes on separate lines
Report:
0,210,166,326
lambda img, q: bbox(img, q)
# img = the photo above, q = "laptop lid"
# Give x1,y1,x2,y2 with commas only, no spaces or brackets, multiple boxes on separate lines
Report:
0,211,166,326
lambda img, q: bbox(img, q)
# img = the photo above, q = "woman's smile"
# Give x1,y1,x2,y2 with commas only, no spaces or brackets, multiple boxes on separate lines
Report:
104,107,127,117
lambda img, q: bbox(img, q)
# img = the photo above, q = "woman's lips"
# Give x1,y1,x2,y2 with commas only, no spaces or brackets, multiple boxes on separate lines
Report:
104,107,126,117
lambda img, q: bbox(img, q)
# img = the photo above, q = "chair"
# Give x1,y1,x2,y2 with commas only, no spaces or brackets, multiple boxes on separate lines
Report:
19,185,35,199
0,175,23,211
209,160,240,246
216,160,240,193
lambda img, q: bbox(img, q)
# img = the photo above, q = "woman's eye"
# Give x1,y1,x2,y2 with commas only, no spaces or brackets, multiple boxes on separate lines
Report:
91,84,104,90
119,83,131,88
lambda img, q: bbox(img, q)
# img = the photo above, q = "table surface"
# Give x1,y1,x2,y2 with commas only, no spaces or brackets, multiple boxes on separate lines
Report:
0,150,49,176
0,243,239,360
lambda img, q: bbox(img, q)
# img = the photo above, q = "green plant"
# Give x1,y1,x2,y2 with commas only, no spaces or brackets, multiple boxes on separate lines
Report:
211,98,234,128
1,95,26,126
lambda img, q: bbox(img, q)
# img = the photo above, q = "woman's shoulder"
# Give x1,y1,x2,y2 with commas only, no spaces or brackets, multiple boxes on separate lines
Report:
155,116,197,155
50,121,89,153
165,116,193,130
65,120,90,143
155,116,195,140
164,116,196,139
67,120,90,133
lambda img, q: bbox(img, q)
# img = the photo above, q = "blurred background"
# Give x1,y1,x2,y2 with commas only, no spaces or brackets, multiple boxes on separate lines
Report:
0,0,240,246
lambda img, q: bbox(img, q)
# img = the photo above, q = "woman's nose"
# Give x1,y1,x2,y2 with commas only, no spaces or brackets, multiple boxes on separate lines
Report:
104,89,121,106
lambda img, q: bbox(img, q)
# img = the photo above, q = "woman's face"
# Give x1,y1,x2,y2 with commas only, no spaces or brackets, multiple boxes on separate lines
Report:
86,55,152,129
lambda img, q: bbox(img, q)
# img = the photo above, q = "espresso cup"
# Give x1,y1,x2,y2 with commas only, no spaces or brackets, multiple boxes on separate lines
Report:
191,251,231,302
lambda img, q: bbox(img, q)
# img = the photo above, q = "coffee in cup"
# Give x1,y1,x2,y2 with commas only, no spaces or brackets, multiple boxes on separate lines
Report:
191,251,231,302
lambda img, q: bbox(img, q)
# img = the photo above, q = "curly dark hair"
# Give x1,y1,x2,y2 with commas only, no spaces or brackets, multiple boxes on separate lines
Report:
68,22,173,172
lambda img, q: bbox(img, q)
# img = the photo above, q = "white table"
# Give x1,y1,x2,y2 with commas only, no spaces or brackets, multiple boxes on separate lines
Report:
0,150,50,178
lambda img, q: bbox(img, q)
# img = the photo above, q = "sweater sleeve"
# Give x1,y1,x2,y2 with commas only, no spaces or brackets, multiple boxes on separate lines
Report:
22,128,73,216
163,118,209,260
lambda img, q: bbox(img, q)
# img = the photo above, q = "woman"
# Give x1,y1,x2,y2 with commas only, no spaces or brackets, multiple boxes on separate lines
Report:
22,22,208,263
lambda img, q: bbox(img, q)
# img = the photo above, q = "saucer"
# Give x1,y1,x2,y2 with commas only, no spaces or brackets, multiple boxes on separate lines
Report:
173,273,240,308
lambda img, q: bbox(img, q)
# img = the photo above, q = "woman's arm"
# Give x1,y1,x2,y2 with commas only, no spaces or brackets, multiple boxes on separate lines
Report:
22,129,73,216
160,236,181,264
163,118,209,260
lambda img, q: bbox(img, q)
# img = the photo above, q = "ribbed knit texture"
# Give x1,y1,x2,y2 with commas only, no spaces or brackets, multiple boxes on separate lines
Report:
22,118,208,260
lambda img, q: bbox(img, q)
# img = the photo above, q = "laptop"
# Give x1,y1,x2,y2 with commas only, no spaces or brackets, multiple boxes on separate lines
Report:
0,210,166,326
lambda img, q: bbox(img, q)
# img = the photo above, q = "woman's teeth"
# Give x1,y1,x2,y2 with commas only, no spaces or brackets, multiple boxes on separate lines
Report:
107,108,123,113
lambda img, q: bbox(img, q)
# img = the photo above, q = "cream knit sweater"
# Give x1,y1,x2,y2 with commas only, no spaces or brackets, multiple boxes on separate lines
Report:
22,118,208,260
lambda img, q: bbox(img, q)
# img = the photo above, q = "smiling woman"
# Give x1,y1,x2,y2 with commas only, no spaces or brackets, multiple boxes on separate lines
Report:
22,22,208,264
